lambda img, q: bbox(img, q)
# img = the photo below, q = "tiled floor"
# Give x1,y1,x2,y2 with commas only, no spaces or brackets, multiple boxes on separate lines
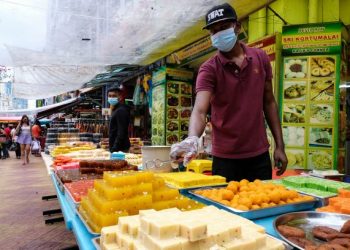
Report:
0,151,77,250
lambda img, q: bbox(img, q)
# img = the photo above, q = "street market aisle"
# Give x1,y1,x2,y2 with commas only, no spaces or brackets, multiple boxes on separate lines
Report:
0,152,77,250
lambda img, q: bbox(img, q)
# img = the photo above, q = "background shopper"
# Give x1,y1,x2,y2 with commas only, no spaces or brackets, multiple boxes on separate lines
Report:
108,84,131,153
16,115,32,165
31,120,42,156
11,126,21,159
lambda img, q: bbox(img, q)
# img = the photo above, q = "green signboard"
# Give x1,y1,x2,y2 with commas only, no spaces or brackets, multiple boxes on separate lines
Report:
282,22,342,56
280,22,343,170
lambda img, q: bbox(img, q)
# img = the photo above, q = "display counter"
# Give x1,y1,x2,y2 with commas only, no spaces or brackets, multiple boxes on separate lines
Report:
45,156,328,250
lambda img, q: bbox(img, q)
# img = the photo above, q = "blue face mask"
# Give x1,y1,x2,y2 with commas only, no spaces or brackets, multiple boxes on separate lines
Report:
210,27,237,52
108,97,119,106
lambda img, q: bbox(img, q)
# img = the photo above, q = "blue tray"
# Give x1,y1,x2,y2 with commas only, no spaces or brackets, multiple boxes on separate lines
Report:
187,186,318,220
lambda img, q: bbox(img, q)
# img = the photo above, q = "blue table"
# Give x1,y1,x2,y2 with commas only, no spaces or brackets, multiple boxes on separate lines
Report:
50,173,97,250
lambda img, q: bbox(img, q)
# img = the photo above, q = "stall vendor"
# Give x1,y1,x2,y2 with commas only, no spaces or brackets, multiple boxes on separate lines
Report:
108,84,131,153
171,3,287,182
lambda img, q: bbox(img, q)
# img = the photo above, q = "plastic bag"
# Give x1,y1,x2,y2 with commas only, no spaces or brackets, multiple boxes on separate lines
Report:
9,142,17,151
32,140,40,151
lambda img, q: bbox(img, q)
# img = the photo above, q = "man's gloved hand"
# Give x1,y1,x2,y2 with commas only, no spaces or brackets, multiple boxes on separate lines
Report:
170,136,199,166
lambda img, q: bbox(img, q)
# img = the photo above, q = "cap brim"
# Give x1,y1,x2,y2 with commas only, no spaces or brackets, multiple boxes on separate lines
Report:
202,17,236,30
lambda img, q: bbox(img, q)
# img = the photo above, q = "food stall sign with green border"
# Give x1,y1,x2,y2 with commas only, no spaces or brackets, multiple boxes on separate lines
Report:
166,36,216,66
282,22,342,56
166,67,194,82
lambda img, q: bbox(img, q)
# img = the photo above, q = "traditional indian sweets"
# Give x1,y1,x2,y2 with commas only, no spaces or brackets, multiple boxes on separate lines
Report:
156,172,226,189
100,206,285,250
278,220,350,249
194,179,314,211
64,180,95,202
317,189,350,214
78,171,204,233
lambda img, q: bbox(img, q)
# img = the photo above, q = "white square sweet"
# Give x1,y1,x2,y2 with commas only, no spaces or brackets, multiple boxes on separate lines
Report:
180,238,200,250
101,225,119,244
119,233,134,250
140,216,153,234
259,236,285,250
118,215,139,235
222,237,257,250
143,234,183,250
241,229,266,246
179,219,207,242
139,209,157,217
149,218,180,239
101,242,121,250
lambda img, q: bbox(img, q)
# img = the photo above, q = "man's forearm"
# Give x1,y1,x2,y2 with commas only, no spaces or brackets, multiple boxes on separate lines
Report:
264,101,284,149
188,109,206,137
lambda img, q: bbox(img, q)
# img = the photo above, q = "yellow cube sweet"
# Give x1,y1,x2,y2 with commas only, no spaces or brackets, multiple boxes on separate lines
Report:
152,177,166,189
98,213,119,227
103,185,134,200
135,172,154,183
153,188,179,202
107,173,138,187
134,182,153,195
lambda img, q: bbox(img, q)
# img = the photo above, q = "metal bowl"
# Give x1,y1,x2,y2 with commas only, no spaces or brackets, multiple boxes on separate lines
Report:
274,211,350,249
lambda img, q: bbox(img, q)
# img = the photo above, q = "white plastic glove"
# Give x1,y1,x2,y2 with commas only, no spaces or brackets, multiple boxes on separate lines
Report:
170,136,200,166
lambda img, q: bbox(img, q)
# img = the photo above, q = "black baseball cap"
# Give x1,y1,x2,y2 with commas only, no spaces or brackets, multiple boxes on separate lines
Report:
108,83,124,93
203,3,237,29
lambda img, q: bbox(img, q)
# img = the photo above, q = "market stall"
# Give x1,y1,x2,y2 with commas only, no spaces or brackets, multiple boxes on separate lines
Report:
41,120,350,250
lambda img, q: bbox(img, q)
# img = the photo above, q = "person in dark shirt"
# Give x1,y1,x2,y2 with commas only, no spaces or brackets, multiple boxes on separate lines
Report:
108,84,131,153
170,3,287,181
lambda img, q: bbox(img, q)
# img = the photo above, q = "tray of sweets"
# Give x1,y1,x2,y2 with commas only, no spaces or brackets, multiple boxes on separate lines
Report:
187,185,318,220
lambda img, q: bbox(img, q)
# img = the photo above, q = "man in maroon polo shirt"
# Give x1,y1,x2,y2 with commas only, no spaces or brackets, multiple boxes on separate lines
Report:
170,3,287,181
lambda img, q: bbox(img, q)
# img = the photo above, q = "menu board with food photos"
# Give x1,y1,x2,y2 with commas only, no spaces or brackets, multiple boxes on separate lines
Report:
280,22,346,171
151,66,193,145
281,55,339,170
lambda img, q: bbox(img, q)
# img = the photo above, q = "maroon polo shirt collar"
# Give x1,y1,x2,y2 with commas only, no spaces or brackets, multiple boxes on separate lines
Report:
217,42,253,67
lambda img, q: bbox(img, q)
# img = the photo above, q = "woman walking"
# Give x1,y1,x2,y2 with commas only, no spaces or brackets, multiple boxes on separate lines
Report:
16,115,32,165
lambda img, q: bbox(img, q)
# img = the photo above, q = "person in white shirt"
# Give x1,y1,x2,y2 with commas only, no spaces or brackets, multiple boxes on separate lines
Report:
11,127,21,159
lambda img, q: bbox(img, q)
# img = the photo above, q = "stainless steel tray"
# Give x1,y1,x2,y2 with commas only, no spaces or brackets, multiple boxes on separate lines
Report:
294,190,336,207
54,172,65,194
274,211,350,250
76,209,100,236
64,186,80,212
92,237,100,250
92,234,291,250
188,186,317,220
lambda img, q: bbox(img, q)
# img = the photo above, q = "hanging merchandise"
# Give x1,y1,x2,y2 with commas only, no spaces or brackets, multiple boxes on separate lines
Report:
151,67,193,145
279,22,348,172
142,74,152,93
133,77,142,106
75,119,109,138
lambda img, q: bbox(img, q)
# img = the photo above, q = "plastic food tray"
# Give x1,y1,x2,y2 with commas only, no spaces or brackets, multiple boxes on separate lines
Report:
187,186,318,220
274,211,350,250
